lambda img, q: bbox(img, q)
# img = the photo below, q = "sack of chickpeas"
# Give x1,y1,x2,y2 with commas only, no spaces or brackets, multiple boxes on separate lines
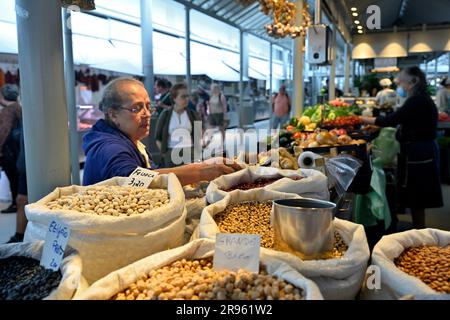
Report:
206,166,329,204
194,190,370,300
24,174,187,284
0,241,88,300
75,238,324,300
361,228,450,300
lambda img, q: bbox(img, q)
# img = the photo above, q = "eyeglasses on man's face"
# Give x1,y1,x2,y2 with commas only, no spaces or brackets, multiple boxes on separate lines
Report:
119,101,157,115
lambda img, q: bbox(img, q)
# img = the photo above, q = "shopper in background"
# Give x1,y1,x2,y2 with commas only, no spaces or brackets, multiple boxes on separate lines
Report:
435,77,450,114
82,78,241,186
196,84,210,128
0,84,21,214
361,66,443,229
375,78,398,108
155,83,200,168
271,85,291,129
206,83,227,144
6,124,27,243
154,78,172,114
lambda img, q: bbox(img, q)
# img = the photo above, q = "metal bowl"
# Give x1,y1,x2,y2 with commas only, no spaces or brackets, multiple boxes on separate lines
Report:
272,198,336,256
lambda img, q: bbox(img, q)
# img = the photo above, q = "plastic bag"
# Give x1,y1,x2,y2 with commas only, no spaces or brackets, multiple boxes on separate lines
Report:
325,155,363,197
372,127,400,167
354,163,391,229
75,239,324,300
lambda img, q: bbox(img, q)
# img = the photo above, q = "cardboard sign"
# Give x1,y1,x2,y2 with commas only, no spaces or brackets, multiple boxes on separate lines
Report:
213,233,261,273
124,167,159,188
40,219,70,271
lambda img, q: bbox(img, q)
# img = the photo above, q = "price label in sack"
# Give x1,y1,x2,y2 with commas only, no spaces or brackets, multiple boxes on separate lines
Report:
213,233,260,273
40,218,71,271
125,167,159,188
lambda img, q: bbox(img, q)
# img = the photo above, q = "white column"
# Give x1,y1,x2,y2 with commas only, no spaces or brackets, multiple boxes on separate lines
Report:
185,6,192,91
239,31,249,128
329,26,336,101
292,0,304,117
16,0,71,201
141,0,155,98
62,8,80,185
343,43,351,95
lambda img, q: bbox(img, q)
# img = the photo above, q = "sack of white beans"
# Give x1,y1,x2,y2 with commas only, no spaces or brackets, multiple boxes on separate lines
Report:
0,241,88,300
361,229,450,300
194,190,370,300
206,166,329,204
24,174,186,284
75,238,323,300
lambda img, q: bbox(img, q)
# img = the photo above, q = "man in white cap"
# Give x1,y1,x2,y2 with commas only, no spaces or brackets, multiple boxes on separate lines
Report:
376,78,397,108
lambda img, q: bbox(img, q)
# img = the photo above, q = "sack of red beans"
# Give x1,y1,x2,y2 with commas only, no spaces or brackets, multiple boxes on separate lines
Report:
206,166,329,204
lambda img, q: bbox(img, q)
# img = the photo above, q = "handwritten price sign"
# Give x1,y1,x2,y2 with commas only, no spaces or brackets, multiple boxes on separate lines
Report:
213,233,261,273
125,167,159,188
40,219,70,271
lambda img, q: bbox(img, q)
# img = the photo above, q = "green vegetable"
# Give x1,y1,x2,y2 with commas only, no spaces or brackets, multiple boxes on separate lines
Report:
289,117,299,127
303,106,317,118
310,108,322,124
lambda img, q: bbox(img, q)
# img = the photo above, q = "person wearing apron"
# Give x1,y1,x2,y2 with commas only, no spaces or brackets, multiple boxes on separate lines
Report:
361,66,443,229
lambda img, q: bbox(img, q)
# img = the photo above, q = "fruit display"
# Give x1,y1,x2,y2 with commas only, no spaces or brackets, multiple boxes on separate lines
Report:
0,256,62,300
322,115,362,128
294,130,366,149
46,186,170,217
112,258,305,300
394,245,450,294
439,112,450,122
259,0,311,39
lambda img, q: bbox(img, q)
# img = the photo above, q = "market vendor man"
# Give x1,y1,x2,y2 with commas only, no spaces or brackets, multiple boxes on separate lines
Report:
82,78,242,186
360,66,443,229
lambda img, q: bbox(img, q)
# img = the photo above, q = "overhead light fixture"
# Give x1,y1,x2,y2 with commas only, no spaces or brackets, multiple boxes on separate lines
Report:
354,20,360,24
357,30,363,34
357,25,363,30
351,7,357,11
352,12,358,17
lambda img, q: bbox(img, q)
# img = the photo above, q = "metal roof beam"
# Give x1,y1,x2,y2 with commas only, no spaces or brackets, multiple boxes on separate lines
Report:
241,14,268,30
214,0,235,14
230,2,260,23
221,5,243,19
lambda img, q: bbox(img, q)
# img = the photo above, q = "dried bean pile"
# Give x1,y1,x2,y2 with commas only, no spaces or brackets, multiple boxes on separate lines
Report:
215,201,275,248
0,256,62,300
215,201,348,258
46,186,169,217
394,245,450,293
223,177,301,192
112,258,303,300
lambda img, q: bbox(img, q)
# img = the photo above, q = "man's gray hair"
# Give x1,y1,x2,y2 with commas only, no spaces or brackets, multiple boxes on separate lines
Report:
99,77,145,114
1,84,19,102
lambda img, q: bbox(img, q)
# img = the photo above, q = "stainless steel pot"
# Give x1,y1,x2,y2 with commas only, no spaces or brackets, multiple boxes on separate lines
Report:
272,198,336,256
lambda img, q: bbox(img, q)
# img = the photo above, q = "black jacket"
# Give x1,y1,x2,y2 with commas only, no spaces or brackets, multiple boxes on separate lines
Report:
155,108,201,153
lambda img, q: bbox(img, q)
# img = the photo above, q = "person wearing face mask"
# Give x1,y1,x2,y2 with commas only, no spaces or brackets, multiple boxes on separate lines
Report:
360,66,443,229
155,83,201,168
82,78,242,186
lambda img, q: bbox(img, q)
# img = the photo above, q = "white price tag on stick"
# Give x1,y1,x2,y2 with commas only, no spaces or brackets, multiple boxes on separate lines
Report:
125,167,159,188
213,233,261,273
40,219,70,271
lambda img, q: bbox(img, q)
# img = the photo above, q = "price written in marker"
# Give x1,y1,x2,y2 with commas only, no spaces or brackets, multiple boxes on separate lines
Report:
40,219,71,271
213,233,261,273
125,167,159,188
